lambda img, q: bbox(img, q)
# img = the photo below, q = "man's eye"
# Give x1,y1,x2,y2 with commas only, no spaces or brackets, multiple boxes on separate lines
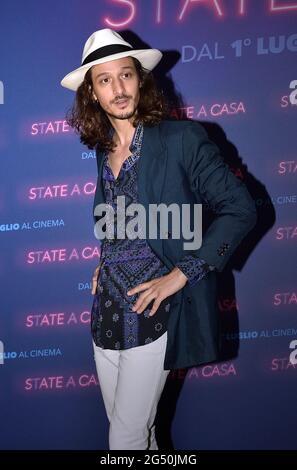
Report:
100,73,131,84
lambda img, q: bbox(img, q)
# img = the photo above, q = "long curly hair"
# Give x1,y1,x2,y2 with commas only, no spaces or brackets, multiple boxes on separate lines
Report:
65,57,169,152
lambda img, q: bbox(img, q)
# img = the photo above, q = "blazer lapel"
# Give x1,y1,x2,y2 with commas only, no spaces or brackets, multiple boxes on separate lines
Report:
93,147,105,207
137,123,169,262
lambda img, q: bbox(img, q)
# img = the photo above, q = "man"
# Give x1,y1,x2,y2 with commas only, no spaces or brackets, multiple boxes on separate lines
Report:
61,28,257,450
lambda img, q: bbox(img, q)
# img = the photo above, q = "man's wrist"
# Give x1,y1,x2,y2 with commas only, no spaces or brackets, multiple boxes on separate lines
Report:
170,266,188,284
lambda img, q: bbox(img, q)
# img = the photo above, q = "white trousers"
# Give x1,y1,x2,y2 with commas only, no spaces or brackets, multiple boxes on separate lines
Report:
92,331,170,450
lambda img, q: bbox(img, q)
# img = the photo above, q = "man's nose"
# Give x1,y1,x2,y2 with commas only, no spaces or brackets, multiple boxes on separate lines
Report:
112,78,125,96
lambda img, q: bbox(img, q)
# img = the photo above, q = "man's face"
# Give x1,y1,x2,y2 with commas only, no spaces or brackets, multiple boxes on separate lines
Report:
90,56,141,121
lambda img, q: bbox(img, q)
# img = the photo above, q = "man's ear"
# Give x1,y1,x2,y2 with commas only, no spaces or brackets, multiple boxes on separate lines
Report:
88,85,96,101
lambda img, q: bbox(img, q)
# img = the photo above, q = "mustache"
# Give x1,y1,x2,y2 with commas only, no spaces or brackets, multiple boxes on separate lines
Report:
113,96,130,103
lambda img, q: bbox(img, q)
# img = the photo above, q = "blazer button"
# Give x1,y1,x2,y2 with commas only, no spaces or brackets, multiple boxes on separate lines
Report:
187,296,191,303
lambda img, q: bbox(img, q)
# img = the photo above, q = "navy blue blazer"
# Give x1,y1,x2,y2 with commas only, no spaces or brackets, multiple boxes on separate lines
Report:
93,119,257,370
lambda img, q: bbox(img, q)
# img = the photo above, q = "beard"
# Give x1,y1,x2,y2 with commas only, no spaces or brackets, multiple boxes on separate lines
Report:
105,97,138,121
107,109,136,120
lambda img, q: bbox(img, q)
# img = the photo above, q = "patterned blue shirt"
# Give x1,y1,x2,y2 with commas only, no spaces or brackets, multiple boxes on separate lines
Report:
91,121,212,350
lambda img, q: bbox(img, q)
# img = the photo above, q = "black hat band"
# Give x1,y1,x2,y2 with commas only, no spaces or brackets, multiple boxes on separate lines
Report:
82,44,133,66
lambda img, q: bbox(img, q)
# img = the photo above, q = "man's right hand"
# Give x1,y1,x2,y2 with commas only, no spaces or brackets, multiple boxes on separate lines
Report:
91,264,101,295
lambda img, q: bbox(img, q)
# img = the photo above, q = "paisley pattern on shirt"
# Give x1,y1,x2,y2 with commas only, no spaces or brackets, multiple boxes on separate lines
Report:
91,122,172,350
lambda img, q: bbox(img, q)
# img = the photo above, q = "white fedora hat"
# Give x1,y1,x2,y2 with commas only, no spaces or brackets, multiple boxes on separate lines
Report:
60,28,163,91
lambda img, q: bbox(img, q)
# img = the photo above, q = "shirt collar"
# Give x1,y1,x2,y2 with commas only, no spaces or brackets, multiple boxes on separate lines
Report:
107,121,143,153
103,121,144,178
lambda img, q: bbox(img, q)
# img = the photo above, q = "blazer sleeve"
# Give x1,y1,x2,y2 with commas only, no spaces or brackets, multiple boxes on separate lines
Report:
175,255,212,286
179,121,257,273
